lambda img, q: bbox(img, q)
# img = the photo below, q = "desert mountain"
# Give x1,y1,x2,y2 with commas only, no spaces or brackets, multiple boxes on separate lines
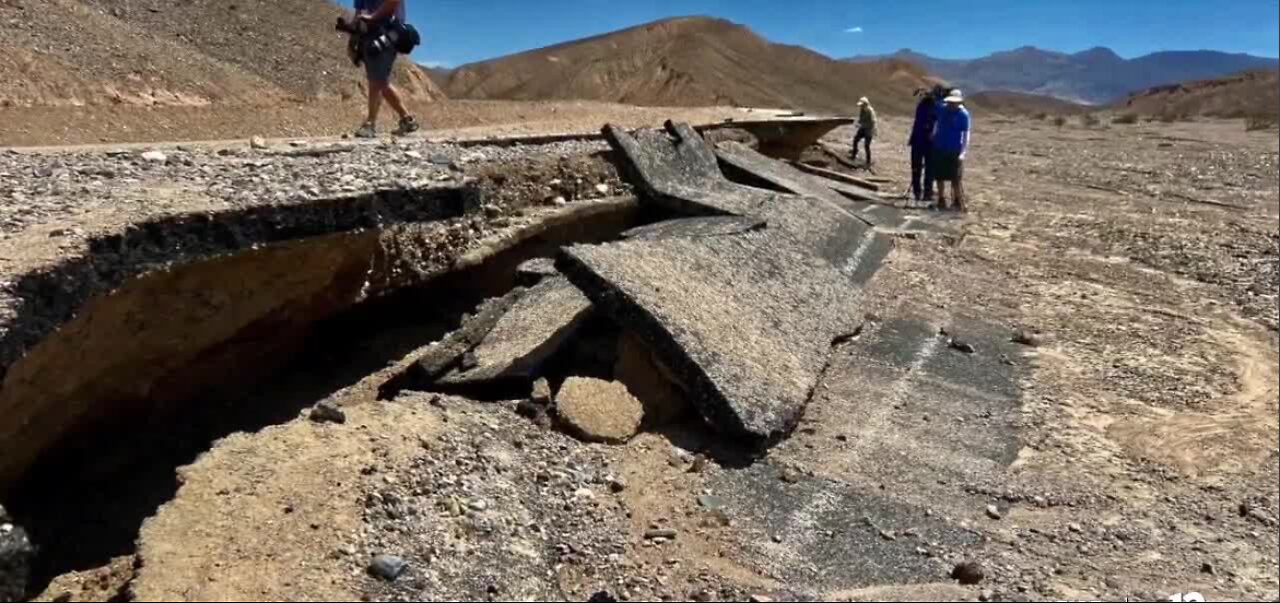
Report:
440,17,934,115
847,47,1278,104
1119,68,1280,120
0,0,444,108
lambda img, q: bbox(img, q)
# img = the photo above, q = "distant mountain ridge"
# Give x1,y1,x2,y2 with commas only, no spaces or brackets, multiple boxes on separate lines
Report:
845,47,1279,104
438,16,936,115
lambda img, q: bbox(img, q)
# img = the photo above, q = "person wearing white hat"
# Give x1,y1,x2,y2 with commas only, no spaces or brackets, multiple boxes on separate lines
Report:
851,97,877,167
931,88,971,211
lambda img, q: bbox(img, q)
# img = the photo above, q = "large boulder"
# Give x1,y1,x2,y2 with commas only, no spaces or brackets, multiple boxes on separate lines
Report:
555,377,645,444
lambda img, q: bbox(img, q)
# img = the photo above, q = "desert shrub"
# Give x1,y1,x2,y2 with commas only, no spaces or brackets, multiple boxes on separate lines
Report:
1079,113,1102,127
1053,115,1067,128
1033,112,1049,121
1113,112,1140,125
1246,116,1278,131
1158,111,1181,123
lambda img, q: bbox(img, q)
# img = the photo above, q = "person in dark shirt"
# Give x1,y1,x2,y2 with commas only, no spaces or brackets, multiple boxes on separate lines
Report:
908,86,943,202
353,0,420,138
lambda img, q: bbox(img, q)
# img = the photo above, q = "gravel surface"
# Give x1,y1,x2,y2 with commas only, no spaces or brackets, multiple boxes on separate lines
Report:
0,137,614,239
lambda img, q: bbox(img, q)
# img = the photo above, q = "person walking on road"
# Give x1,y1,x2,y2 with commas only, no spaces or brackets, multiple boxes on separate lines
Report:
908,86,942,202
851,97,877,167
353,0,421,138
931,89,970,211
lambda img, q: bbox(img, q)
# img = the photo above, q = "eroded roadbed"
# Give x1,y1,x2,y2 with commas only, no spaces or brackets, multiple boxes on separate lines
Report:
3,119,1276,602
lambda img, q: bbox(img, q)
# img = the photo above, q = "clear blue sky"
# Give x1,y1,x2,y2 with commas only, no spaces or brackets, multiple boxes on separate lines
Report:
339,0,1280,67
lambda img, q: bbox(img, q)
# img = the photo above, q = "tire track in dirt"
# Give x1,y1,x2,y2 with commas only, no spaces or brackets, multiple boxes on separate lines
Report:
1107,319,1280,479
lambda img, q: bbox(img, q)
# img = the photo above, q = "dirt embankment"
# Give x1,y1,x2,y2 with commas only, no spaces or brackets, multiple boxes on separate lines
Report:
0,0,442,110
0,101,756,147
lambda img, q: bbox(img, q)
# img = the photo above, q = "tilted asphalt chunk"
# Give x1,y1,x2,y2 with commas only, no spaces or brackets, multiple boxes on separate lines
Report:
411,287,528,382
621,216,766,241
714,140,884,218
557,228,862,444
437,277,593,386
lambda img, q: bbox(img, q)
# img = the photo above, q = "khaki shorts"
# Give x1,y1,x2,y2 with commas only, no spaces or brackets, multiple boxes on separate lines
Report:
364,47,397,83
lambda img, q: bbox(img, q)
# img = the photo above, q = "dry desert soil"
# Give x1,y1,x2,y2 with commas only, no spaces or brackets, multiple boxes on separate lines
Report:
0,105,1276,603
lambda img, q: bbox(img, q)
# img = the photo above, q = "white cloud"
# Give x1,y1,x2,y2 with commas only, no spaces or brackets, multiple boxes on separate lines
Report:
418,60,451,69
844,26,864,34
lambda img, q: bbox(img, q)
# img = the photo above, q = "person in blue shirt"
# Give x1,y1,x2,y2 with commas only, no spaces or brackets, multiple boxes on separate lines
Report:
931,89,971,212
353,0,420,138
908,85,944,202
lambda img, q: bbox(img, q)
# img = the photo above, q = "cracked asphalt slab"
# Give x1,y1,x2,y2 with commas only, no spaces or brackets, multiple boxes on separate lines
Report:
558,227,864,444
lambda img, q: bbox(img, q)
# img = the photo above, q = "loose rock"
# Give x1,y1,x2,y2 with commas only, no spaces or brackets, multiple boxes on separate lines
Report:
309,400,346,424
697,495,727,511
555,377,644,444
952,561,986,585
140,150,168,164
1012,329,1045,347
531,378,553,404
369,555,408,581
515,257,559,286
644,528,678,540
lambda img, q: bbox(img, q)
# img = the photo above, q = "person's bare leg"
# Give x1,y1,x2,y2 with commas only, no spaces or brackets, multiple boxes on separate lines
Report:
381,84,409,120
938,181,950,210
954,179,967,212
366,80,384,125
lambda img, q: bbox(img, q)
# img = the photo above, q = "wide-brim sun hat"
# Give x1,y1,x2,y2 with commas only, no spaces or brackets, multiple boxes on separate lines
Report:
857,97,869,105
945,90,965,103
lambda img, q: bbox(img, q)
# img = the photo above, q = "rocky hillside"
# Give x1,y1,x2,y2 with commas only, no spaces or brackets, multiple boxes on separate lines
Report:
848,47,1278,104
1119,68,1280,120
0,0,444,108
441,17,934,115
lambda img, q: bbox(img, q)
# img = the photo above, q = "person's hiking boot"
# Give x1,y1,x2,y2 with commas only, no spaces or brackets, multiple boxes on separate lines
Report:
354,122,377,139
394,115,421,137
